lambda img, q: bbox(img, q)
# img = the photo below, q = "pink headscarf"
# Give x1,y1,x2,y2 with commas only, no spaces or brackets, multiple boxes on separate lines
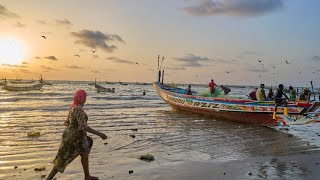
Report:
71,90,87,108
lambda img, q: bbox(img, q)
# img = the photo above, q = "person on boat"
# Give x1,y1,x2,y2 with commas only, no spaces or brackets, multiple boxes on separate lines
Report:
249,88,258,100
143,90,146,96
288,86,297,101
267,89,274,100
273,84,290,117
209,79,217,95
299,88,311,101
220,85,231,95
185,85,193,95
256,84,266,101
46,90,107,180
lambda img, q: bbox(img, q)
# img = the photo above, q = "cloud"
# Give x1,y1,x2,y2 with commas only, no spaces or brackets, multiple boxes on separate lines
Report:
41,66,58,71
19,69,31,73
36,19,47,25
45,56,58,61
244,66,269,73
56,19,72,26
92,55,99,59
91,70,100,74
66,65,83,69
1,64,27,68
0,5,19,18
15,22,26,28
34,56,41,59
71,30,125,53
182,0,283,17
21,62,28,65
165,66,187,70
312,56,320,61
174,54,211,67
106,57,135,64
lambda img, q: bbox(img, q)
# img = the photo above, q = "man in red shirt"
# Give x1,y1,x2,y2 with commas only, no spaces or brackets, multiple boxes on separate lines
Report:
209,79,216,95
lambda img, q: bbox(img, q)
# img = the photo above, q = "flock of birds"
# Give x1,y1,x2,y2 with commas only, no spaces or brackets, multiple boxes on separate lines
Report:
40,35,141,66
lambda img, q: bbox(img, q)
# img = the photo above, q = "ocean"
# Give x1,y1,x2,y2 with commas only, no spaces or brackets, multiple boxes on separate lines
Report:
0,81,319,179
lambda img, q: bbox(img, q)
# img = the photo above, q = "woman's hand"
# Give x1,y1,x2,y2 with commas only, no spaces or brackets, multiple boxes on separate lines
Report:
99,133,107,140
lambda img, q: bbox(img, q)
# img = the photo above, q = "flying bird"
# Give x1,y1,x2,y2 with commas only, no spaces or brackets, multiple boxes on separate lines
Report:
258,60,262,63
74,54,80,57
273,66,276,69
41,35,46,39
285,60,290,64
91,50,96,53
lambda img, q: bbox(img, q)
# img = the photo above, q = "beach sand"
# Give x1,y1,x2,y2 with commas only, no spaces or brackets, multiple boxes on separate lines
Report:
118,151,320,180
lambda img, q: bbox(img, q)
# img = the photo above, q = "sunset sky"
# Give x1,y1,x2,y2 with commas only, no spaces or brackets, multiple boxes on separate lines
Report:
0,0,319,86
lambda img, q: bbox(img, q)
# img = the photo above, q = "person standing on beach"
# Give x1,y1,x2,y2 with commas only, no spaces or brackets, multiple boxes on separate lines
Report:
46,90,107,180
209,79,216,95
220,85,231,95
288,86,297,101
185,84,193,95
256,84,266,101
273,84,290,119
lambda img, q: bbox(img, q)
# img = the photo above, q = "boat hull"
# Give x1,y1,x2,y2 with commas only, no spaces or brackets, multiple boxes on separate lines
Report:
2,83,44,91
153,82,320,126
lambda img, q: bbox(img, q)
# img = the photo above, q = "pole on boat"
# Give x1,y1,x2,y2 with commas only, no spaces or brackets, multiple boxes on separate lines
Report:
161,70,164,84
158,70,161,83
310,81,316,101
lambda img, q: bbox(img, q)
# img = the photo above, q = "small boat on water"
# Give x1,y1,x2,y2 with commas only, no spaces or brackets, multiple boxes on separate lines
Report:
10,79,35,84
95,84,115,93
2,83,44,91
136,82,148,85
106,81,117,84
119,81,128,85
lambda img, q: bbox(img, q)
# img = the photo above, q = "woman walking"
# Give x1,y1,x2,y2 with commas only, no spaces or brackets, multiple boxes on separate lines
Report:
47,90,107,180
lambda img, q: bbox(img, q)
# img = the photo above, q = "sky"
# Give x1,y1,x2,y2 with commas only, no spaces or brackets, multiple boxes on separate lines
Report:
0,0,319,86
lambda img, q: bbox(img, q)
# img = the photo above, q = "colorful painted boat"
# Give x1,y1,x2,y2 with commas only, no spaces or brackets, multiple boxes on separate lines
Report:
153,82,320,126
2,83,44,91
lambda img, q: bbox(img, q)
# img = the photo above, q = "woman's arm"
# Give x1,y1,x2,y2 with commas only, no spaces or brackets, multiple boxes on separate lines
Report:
84,126,107,140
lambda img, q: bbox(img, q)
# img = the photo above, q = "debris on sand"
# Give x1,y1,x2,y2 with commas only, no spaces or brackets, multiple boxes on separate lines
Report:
139,153,155,162
104,142,108,145
14,166,18,169
131,129,138,131
129,170,134,174
129,135,136,138
34,167,46,172
27,131,41,137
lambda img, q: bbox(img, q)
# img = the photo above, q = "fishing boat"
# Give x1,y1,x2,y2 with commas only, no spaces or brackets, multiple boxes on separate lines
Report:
119,81,128,85
153,82,320,126
2,83,44,91
10,79,35,84
106,81,117,84
136,82,148,85
95,84,115,93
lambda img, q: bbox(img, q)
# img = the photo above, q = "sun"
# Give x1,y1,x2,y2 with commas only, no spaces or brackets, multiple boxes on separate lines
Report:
0,37,26,65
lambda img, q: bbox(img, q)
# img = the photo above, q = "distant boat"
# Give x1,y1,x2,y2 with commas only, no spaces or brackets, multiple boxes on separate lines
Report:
2,83,44,91
10,79,35,84
136,82,148,85
95,84,115,93
119,81,128,85
39,75,52,85
106,81,117,84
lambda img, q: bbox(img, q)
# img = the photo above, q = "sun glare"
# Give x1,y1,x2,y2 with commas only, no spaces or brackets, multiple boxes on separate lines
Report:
0,38,26,65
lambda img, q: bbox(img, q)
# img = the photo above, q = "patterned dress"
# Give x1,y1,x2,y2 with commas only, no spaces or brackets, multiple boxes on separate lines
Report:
53,106,93,173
